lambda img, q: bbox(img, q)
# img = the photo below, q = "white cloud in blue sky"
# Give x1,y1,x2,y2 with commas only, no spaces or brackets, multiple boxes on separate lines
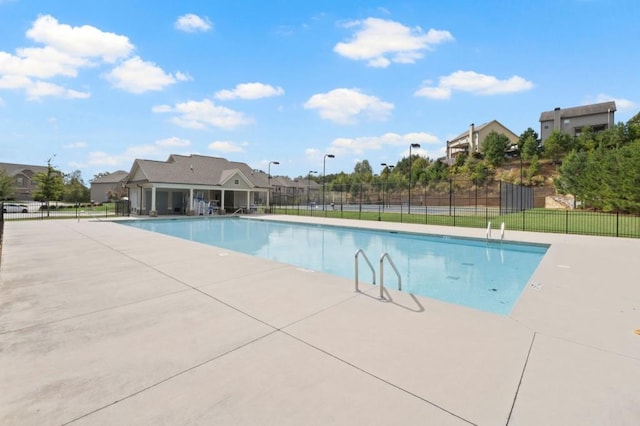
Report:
0,1,638,179
174,14,213,33
304,88,394,124
152,99,253,130
215,83,284,100
105,57,188,93
334,17,453,68
415,71,534,99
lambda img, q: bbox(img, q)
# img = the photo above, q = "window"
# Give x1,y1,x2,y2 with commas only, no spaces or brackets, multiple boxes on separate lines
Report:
234,179,239,185
16,177,24,186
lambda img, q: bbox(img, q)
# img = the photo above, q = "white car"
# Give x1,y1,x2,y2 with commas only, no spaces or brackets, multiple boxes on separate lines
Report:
2,203,29,213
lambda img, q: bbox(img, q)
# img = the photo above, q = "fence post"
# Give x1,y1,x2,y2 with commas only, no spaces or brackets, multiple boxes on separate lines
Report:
565,209,569,234
616,211,619,237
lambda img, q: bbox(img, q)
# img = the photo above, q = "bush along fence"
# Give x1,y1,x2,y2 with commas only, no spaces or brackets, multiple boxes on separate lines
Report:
0,200,131,222
269,178,640,239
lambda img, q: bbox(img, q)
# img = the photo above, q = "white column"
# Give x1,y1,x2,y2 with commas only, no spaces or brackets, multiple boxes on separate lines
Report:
246,191,250,210
220,189,225,213
189,188,194,213
150,186,157,216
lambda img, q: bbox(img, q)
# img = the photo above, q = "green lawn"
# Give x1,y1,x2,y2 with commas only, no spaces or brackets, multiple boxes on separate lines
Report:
272,207,640,238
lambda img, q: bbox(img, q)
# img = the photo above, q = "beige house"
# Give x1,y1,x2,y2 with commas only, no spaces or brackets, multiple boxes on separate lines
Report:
124,154,271,216
539,101,616,143
446,120,519,161
89,170,129,203
0,162,48,201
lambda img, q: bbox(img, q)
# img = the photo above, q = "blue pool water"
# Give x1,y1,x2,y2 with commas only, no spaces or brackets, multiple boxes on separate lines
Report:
120,218,548,315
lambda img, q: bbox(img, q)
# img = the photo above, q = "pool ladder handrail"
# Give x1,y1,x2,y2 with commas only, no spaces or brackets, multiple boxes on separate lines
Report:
486,221,505,241
379,252,401,300
354,249,376,292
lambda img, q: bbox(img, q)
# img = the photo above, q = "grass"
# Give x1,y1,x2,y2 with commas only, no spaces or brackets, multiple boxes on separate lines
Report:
272,207,640,238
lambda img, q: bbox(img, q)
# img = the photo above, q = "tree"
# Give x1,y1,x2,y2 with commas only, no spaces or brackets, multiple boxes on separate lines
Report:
0,169,16,200
63,170,90,203
518,127,539,154
520,133,538,161
32,157,65,214
480,131,510,167
542,130,573,163
526,155,540,184
353,160,373,182
91,171,111,182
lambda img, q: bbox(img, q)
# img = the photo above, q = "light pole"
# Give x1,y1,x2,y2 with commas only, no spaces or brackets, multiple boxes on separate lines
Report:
408,143,420,214
307,170,317,206
381,163,394,208
267,161,279,212
323,154,335,212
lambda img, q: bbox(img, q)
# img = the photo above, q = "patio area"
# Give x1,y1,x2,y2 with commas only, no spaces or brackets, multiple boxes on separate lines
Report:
1,216,639,425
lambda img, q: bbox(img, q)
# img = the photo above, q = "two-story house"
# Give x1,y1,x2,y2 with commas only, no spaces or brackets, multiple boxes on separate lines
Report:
539,101,616,143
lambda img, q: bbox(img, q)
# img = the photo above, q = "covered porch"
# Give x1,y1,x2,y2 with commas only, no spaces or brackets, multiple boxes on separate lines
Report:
128,184,268,216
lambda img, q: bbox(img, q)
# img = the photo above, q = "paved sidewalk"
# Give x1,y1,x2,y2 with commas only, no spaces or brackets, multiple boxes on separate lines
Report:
1,217,639,425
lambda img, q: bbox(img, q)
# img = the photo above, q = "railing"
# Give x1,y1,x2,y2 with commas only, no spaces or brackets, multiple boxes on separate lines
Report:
379,252,401,300
271,204,640,239
354,249,375,292
0,201,130,221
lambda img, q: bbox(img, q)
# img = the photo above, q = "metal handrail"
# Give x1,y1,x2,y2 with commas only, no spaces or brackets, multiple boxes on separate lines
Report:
500,222,505,240
379,252,401,300
486,221,492,239
354,249,375,292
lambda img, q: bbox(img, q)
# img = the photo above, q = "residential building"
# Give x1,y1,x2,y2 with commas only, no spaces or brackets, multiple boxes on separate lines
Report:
89,170,129,203
124,154,272,216
539,101,616,143
446,120,519,161
0,162,48,201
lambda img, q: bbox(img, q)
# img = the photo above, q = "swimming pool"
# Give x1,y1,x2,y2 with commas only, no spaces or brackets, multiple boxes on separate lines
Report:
121,217,548,315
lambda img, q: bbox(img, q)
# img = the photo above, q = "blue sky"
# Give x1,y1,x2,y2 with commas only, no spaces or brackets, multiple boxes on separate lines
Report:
1,0,638,182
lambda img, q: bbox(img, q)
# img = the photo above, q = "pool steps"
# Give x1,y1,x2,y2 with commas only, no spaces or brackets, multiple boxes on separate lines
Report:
354,249,401,300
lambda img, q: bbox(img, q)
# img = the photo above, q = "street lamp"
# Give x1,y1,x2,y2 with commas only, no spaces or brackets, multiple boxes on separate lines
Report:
381,163,394,208
267,161,279,211
323,154,335,212
307,170,317,206
408,143,420,214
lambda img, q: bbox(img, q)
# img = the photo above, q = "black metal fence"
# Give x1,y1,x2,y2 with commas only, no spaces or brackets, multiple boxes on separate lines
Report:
270,179,640,239
0,201,130,222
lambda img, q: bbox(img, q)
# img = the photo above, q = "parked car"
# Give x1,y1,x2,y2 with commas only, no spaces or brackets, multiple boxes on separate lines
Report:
2,203,29,213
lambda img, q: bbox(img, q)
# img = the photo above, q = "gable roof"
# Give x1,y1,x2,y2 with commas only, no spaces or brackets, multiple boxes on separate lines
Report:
90,170,128,184
450,120,518,142
0,162,48,177
125,154,270,188
539,101,616,122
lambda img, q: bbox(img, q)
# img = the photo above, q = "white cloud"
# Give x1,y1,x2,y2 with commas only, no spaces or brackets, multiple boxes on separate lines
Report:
304,88,393,124
329,132,439,155
0,74,91,100
0,14,134,99
26,15,134,63
208,141,246,153
87,138,191,168
334,18,453,68
105,57,182,93
215,82,284,100
63,141,88,149
415,70,534,99
175,14,213,33
589,94,637,111
155,137,191,148
153,98,252,130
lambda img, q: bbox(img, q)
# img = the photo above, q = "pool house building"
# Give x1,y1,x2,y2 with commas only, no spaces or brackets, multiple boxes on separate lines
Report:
124,154,271,216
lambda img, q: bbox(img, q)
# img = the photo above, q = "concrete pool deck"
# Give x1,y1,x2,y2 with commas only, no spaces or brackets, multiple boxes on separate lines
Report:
0,215,639,425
